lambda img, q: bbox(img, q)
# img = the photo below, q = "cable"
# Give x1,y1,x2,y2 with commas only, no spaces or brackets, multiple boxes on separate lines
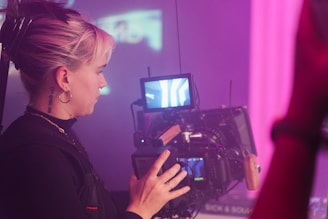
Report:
130,99,143,132
191,75,200,110
174,0,182,74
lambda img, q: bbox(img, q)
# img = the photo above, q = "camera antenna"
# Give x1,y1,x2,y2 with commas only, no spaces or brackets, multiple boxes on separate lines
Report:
229,80,232,107
147,65,151,77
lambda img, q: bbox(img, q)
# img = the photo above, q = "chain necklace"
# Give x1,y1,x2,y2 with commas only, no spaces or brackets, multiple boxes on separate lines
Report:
28,112,77,146
28,111,103,184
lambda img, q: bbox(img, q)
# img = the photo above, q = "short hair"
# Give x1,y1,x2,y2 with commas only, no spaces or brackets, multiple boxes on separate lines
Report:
0,0,115,96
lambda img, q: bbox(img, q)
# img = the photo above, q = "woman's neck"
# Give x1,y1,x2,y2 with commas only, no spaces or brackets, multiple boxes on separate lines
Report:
28,101,74,120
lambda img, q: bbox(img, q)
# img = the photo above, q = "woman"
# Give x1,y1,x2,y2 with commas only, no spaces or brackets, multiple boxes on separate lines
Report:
0,1,190,219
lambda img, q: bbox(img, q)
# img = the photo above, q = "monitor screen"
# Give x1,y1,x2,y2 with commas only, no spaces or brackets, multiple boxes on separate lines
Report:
178,157,206,181
140,73,194,112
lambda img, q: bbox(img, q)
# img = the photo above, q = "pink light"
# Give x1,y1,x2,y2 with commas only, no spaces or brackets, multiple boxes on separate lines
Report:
249,0,302,194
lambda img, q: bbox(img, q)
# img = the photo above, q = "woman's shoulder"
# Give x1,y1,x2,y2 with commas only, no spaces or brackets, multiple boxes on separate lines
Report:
0,114,86,185
1,114,52,143
0,114,85,173
1,114,73,151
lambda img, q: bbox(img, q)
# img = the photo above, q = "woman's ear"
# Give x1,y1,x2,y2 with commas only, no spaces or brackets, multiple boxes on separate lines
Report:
55,66,70,91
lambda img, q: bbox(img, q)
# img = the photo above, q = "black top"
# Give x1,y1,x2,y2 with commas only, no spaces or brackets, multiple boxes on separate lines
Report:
0,107,142,219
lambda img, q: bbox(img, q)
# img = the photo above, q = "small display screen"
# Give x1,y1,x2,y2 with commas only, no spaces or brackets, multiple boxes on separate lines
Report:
140,73,194,112
178,157,206,181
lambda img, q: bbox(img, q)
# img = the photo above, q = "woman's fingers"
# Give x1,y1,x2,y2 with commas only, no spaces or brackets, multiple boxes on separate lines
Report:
146,150,189,188
127,149,191,219
163,166,188,189
146,149,171,177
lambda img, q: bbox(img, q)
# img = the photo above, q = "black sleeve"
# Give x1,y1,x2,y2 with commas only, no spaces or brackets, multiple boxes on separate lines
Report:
120,211,143,219
0,145,88,219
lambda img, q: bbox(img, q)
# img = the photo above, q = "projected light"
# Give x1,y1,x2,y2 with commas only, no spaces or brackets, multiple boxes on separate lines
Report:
100,85,111,95
97,10,162,51
55,0,75,8
0,0,75,8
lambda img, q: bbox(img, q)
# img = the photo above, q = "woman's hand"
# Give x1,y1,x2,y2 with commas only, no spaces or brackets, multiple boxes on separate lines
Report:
126,149,191,219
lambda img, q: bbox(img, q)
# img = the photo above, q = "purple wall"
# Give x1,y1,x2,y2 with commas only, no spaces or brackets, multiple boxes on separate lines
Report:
2,0,250,191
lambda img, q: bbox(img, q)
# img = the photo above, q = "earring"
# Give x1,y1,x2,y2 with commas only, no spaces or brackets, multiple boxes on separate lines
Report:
58,91,72,103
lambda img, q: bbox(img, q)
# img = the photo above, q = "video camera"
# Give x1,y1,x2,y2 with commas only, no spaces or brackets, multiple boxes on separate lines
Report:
131,73,259,218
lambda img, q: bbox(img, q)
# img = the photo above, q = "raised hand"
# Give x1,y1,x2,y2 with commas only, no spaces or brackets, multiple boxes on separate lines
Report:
126,150,191,219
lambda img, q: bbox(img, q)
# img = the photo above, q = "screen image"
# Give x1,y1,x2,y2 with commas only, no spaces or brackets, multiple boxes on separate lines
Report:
178,157,206,181
97,9,162,51
140,73,194,112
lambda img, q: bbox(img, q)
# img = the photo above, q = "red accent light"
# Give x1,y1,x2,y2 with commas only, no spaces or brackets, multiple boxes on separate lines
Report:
86,206,98,211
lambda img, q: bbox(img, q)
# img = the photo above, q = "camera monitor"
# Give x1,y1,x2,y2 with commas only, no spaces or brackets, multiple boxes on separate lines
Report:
140,73,194,112
178,157,206,181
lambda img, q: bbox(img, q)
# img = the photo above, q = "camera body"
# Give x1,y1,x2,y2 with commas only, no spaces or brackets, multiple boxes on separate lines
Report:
132,106,257,218
132,143,235,194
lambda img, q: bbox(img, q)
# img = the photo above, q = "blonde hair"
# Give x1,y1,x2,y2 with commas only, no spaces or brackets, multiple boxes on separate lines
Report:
1,1,114,96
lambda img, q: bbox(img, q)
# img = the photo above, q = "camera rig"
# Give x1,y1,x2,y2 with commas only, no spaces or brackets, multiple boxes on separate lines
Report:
132,106,259,218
